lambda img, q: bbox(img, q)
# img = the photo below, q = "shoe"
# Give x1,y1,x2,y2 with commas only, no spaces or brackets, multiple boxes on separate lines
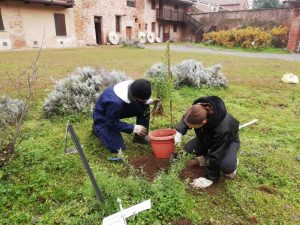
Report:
132,134,150,145
224,158,239,179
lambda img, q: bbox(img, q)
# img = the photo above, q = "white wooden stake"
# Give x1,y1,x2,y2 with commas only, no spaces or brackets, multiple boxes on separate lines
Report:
239,119,258,130
102,199,151,225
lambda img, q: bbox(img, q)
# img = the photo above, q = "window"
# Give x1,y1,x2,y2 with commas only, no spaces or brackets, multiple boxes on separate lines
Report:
173,24,177,33
0,9,4,31
54,13,66,36
127,0,135,7
116,16,121,33
145,23,148,30
151,0,156,10
151,22,155,32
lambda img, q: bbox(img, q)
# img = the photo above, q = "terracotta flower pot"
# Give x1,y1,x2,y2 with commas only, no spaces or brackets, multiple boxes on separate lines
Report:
148,128,176,159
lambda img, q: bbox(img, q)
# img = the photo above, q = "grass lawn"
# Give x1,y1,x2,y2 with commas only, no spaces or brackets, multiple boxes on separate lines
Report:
0,46,300,224
157,42,290,54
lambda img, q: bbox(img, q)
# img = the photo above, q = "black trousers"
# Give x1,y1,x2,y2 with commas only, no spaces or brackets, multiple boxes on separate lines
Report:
184,137,240,174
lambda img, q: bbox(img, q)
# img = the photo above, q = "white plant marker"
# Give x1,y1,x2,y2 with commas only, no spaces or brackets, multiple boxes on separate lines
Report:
102,199,151,225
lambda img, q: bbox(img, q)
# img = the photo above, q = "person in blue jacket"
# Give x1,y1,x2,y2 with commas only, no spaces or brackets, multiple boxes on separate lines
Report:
93,79,157,153
174,96,240,188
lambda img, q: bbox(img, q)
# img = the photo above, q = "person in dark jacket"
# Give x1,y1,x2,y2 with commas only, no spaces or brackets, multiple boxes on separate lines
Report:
93,79,158,153
175,96,240,188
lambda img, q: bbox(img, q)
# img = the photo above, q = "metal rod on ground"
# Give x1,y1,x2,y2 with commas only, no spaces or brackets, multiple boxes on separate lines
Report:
67,124,105,204
239,119,258,130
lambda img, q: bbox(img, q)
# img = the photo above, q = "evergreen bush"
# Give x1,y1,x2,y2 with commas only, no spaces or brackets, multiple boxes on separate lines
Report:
120,39,144,49
144,62,171,101
43,66,130,117
0,95,25,124
171,59,227,88
0,96,24,152
145,60,227,90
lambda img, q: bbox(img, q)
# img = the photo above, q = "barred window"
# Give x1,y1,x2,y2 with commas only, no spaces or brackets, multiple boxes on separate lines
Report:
127,0,135,7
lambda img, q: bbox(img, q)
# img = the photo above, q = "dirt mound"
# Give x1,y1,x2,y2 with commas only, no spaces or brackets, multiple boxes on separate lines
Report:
128,156,225,195
179,159,223,196
128,154,170,181
169,218,195,225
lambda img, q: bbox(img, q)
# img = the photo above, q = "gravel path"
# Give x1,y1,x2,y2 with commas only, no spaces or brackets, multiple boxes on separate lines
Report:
145,44,300,62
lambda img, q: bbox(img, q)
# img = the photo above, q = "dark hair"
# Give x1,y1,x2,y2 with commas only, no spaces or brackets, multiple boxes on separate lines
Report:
184,104,207,125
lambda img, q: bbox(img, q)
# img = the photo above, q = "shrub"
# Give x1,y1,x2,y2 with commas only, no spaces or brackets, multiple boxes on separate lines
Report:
271,26,289,48
203,27,272,49
144,63,171,101
171,59,228,88
120,39,144,49
0,96,24,153
0,95,25,125
43,66,130,117
0,113,13,152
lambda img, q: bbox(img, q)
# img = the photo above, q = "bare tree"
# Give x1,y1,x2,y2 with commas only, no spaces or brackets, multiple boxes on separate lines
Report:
0,35,44,165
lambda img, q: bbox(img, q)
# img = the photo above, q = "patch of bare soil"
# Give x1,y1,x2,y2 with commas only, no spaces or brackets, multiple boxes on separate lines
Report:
0,143,14,167
128,154,170,181
179,159,225,196
258,185,277,195
128,156,229,196
169,218,195,225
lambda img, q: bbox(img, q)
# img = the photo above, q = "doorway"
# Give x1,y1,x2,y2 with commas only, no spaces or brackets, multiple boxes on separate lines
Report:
94,16,102,45
163,25,170,42
126,26,132,41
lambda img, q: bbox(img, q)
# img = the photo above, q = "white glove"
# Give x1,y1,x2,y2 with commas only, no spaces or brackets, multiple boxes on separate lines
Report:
133,125,147,137
174,131,183,145
191,177,213,189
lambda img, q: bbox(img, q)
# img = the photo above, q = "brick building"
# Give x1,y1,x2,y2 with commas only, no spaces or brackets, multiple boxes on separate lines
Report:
0,0,195,50
73,0,193,46
191,0,249,12
0,0,299,52
0,0,76,50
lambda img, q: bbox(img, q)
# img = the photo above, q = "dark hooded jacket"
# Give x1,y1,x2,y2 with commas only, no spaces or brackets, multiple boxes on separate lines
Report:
176,96,240,181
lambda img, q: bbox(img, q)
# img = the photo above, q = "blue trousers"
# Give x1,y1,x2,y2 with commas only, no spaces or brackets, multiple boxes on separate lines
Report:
94,102,150,153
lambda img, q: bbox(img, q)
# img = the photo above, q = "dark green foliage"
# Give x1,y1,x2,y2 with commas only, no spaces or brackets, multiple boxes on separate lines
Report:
253,0,282,9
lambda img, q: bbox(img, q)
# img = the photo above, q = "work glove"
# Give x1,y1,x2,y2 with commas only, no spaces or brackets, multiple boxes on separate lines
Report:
196,156,209,167
133,125,147,137
146,98,161,105
191,177,213,189
174,131,183,145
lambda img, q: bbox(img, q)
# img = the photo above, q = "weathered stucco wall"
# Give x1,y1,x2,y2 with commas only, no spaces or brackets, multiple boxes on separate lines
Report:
0,1,76,50
191,8,297,30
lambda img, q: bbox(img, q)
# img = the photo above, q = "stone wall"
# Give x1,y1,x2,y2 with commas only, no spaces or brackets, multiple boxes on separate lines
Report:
191,8,297,30
191,7,300,52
